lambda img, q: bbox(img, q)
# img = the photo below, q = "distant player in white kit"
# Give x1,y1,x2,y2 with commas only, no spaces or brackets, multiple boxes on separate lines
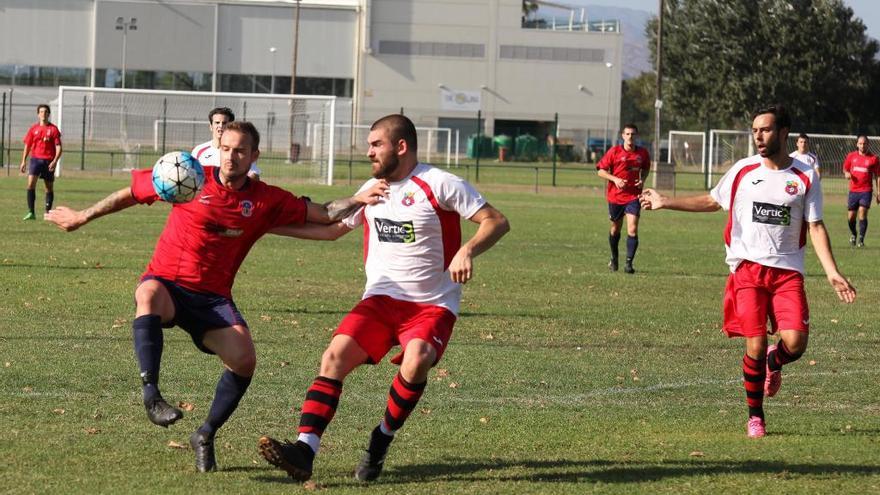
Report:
789,133,820,177
192,107,261,180
258,114,510,482
640,104,855,438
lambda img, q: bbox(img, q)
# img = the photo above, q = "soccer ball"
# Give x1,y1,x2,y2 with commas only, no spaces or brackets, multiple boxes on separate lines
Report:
152,151,205,203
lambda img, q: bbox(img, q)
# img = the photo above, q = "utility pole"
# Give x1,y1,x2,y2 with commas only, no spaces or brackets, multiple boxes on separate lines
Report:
652,0,664,188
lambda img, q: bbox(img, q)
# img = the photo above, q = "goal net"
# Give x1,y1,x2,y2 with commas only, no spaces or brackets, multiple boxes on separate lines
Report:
667,131,706,172
56,86,337,185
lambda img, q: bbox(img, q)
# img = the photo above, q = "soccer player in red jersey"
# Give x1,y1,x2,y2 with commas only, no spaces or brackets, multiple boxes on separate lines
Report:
45,121,388,473
842,135,879,247
20,104,62,220
640,104,855,438
257,114,509,482
596,123,651,274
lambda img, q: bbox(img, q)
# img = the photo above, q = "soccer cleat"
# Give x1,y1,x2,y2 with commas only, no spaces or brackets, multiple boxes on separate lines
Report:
22,211,36,220
765,344,782,397
189,430,217,472
857,238,865,248
850,235,857,246
258,436,314,481
747,416,766,438
608,258,619,272
144,396,183,427
624,259,635,274
354,426,394,482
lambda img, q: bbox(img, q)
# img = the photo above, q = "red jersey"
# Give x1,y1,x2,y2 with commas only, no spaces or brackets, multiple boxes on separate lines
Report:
23,123,62,160
130,166,307,298
597,145,651,204
843,151,879,193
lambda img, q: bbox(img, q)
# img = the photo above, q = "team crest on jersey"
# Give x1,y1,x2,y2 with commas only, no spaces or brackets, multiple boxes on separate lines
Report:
401,191,416,206
240,200,254,217
784,180,799,196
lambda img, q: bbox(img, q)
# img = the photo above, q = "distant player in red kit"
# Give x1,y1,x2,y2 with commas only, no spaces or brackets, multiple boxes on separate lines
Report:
596,123,650,274
842,135,879,247
20,104,62,220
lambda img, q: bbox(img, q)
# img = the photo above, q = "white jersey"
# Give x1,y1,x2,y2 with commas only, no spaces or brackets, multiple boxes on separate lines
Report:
342,163,486,315
789,150,820,172
710,154,822,274
191,140,262,175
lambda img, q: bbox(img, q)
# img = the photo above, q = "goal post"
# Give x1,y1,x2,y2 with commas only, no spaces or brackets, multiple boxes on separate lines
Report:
667,131,706,172
56,86,337,185
310,122,455,168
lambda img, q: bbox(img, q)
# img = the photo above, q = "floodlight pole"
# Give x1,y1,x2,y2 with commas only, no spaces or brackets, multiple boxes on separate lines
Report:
115,17,137,88
604,62,613,154
652,0,664,188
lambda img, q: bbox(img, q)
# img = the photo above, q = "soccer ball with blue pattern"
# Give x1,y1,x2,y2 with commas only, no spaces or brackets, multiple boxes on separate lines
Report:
152,151,205,203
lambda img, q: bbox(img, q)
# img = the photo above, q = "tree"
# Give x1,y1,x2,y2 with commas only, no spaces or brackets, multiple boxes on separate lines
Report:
648,0,880,133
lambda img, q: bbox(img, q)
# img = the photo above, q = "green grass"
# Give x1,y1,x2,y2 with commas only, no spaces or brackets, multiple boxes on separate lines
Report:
1,174,879,494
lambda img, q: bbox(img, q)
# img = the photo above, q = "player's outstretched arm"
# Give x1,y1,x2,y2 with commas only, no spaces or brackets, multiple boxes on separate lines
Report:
640,188,721,212
808,220,856,303
270,222,353,241
44,187,138,232
447,204,510,284
306,180,389,224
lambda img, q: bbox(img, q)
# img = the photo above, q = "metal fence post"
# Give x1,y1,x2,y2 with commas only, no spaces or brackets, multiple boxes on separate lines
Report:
1,92,6,176
552,112,558,187
161,98,168,155
80,95,86,170
475,110,481,182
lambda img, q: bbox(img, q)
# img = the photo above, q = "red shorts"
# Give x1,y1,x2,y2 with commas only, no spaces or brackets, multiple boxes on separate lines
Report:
333,295,457,365
722,260,809,338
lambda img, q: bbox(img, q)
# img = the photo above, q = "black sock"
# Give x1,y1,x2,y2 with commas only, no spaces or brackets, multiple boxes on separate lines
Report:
859,218,868,239
768,341,803,372
609,233,621,261
368,425,394,456
849,218,857,236
45,191,54,212
626,235,639,261
199,370,252,437
27,189,36,213
132,314,163,404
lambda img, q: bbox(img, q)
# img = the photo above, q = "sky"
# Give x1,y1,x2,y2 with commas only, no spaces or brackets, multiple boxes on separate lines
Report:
578,0,880,40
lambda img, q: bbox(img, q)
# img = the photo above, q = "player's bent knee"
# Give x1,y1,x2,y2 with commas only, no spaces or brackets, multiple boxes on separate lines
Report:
227,353,256,377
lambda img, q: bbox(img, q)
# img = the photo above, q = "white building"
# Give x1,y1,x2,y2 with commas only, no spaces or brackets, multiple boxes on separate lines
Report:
1,0,623,153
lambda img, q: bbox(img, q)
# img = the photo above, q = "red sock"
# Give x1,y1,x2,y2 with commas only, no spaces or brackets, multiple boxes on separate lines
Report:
383,372,426,433
298,376,343,436
743,353,765,419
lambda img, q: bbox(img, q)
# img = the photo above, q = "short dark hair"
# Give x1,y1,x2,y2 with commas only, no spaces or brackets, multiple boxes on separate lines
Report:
371,114,418,152
798,133,809,140
209,107,235,123
857,134,869,142
224,121,260,150
37,104,50,114
751,103,791,130
623,123,639,133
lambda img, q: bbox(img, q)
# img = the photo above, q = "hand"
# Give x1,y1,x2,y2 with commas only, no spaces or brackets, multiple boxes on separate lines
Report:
48,161,57,172
633,178,644,189
875,193,879,205
447,246,473,284
19,162,26,174
355,179,389,205
828,273,856,303
639,188,666,210
613,177,627,189
44,206,87,232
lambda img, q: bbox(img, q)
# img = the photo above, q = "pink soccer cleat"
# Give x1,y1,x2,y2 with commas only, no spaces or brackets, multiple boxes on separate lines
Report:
747,416,766,438
765,344,782,397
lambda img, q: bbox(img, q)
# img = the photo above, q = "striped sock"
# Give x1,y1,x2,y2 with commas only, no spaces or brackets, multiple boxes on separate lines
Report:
298,376,343,438
382,372,426,433
768,341,803,372
743,353,766,420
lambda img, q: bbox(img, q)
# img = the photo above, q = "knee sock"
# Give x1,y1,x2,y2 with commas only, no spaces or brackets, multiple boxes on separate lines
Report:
768,341,803,372
743,353,766,420
626,235,639,261
849,218,857,236
132,314,163,404
297,376,343,453
45,191,54,212
609,233,621,261
382,372,427,434
27,189,36,214
859,218,868,239
198,370,252,437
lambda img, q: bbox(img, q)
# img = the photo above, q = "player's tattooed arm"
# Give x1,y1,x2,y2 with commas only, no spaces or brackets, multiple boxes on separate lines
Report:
45,187,138,232
307,180,389,223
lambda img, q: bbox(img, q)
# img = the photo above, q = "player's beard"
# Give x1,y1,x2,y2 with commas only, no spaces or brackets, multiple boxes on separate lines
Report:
758,136,781,157
371,153,399,180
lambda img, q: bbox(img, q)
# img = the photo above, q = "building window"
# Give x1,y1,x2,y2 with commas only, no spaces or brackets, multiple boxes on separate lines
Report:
0,65,90,87
379,40,484,58
499,45,605,63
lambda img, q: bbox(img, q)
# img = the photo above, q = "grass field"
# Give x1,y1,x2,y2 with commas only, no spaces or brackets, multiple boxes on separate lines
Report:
1,173,879,494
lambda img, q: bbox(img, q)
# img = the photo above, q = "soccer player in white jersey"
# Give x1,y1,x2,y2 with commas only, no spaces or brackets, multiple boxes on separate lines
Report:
640,104,855,438
192,107,262,180
789,133,820,177
258,114,510,482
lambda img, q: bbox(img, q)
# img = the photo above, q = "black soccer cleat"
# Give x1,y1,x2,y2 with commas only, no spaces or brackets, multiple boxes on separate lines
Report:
190,430,217,472
858,238,865,248
608,258,619,272
354,426,394,482
624,259,635,274
144,396,183,427
850,235,857,247
258,436,314,481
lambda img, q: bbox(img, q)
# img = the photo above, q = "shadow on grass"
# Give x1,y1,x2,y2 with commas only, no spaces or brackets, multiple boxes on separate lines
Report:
289,457,880,486
0,262,127,270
